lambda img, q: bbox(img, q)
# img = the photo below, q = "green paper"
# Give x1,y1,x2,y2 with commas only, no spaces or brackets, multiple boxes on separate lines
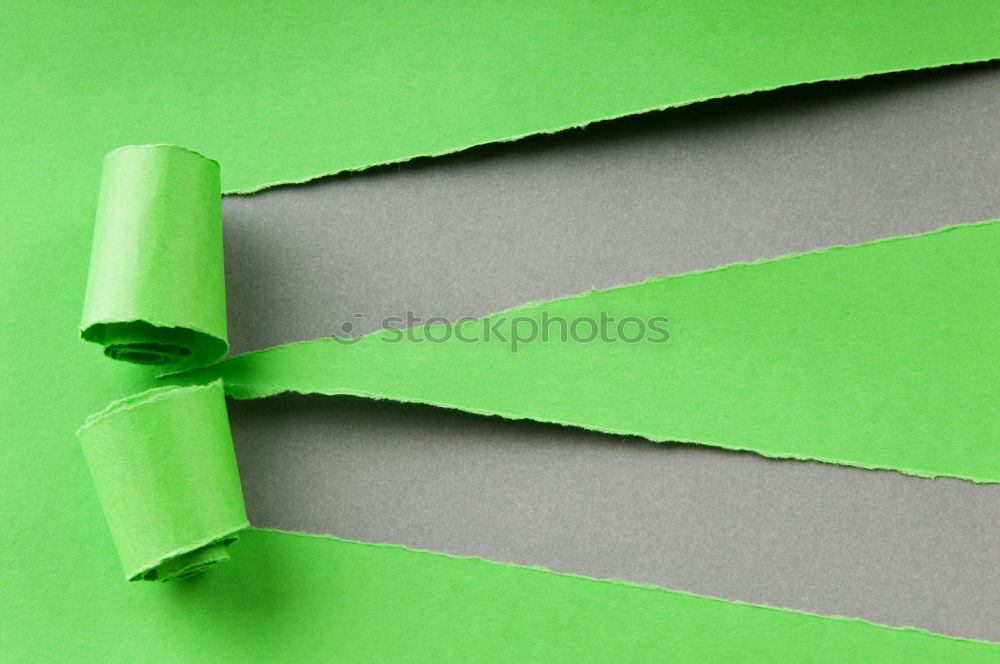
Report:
81,145,227,368
5,2,1000,197
77,381,248,581
183,221,1000,483
6,1,1000,659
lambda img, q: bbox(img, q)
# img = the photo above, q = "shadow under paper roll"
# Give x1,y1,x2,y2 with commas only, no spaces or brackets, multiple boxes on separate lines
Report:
80,144,228,369
77,381,248,581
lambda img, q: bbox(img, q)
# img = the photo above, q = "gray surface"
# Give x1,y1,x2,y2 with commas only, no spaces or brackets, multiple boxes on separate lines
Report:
222,64,1000,641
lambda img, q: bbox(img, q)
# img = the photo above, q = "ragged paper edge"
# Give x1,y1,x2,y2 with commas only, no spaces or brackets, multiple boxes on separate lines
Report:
80,318,229,370
104,144,220,169
218,382,998,485
129,525,247,582
247,526,1000,648
179,218,998,367
77,380,221,434
216,218,999,333
223,60,999,196
171,220,1000,484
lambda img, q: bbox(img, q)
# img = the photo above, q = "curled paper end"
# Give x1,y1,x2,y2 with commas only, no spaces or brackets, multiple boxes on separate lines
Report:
78,381,248,582
80,145,228,370
82,320,226,367
153,543,231,582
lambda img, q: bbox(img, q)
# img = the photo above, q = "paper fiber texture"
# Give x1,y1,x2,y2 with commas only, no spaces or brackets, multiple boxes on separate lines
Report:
5,1,1000,659
183,221,1000,484
81,145,227,368
77,381,248,581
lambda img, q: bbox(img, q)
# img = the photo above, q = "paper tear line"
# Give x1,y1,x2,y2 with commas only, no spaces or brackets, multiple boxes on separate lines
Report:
246,527,1000,647
223,59,1000,196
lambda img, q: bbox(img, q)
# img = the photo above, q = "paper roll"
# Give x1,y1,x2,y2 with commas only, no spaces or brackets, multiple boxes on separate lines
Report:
81,145,227,369
77,381,248,581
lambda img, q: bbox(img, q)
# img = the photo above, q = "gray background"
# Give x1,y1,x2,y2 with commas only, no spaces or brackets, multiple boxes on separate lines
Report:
221,63,1000,641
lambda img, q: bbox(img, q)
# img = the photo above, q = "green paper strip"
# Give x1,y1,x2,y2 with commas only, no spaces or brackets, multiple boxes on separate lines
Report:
77,381,248,581
181,221,1000,483
81,145,227,369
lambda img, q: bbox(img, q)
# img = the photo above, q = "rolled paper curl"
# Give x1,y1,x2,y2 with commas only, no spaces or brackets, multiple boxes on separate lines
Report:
77,381,248,581
81,145,228,369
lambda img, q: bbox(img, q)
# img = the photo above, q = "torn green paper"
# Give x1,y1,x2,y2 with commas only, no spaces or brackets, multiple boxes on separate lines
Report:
181,221,1000,483
5,1,1000,659
81,145,227,368
76,380,248,581
176,527,998,662
6,2,1000,197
